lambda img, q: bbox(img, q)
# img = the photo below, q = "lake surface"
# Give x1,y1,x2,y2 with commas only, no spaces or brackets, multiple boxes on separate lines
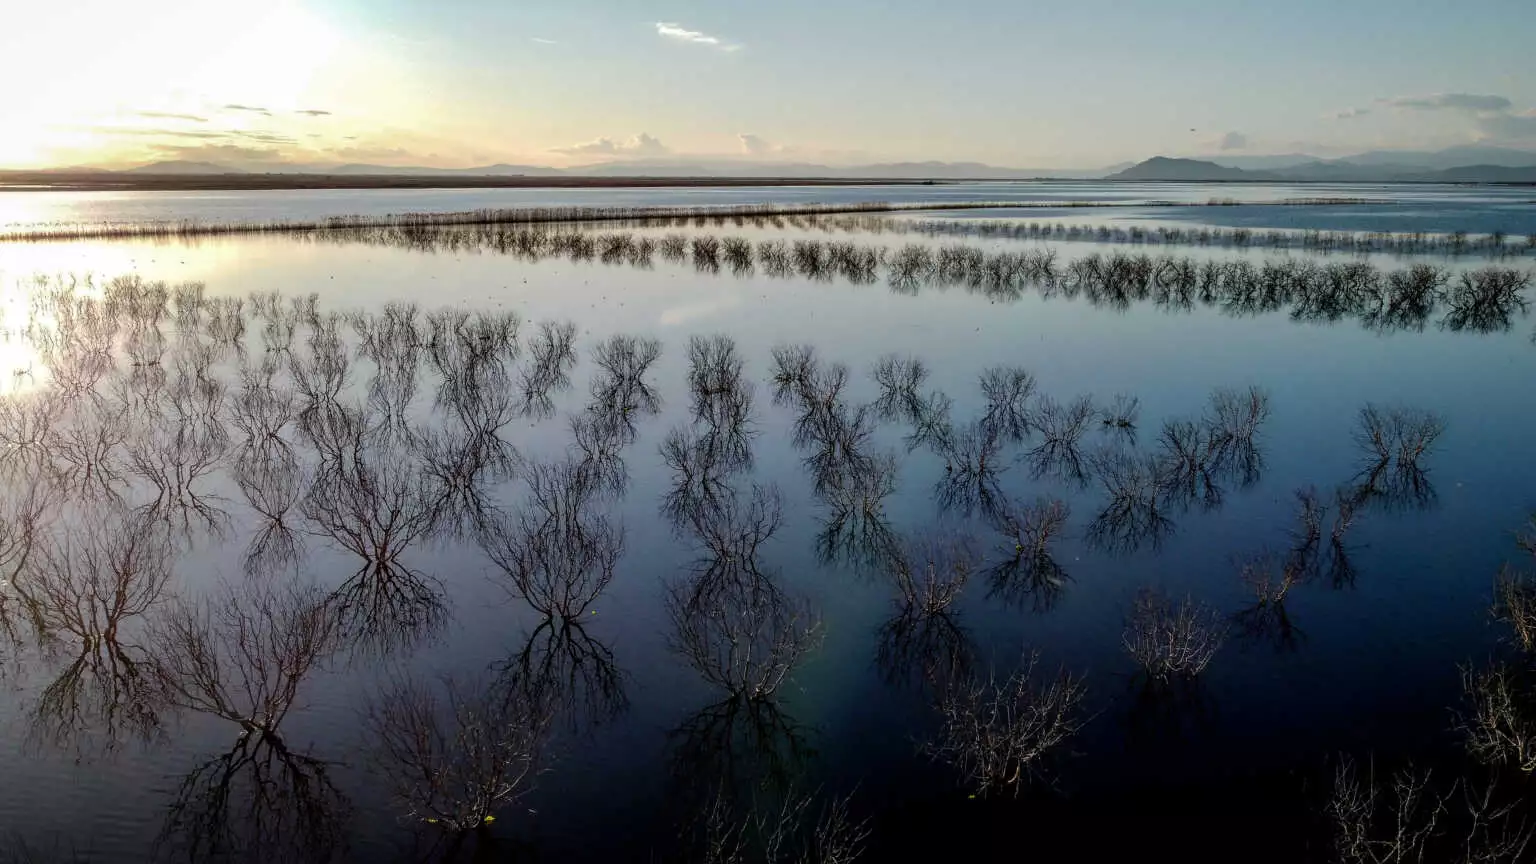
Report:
0,189,1535,863
2,180,1534,236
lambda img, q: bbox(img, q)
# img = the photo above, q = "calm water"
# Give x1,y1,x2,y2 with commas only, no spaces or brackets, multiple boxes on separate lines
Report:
0,196,1535,863
2,181,1534,235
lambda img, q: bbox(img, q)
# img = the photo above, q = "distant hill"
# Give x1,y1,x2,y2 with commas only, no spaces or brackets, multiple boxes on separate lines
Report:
1112,155,1536,183
1427,164,1536,183
325,163,565,176
1108,158,1273,181
1333,145,1536,170
567,158,1085,179
1206,153,1321,171
125,160,246,174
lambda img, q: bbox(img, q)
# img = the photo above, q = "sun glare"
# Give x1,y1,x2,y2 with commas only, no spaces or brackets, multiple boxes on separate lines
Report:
0,0,345,168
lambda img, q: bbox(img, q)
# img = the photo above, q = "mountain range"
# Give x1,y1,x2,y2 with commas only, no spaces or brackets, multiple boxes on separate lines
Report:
1108,153,1536,183
31,145,1536,182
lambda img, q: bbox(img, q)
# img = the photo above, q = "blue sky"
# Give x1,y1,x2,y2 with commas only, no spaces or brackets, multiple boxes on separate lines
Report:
2,0,1534,168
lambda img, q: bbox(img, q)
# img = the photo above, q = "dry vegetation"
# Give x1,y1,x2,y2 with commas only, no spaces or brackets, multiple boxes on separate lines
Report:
925,651,1088,797
1122,589,1227,681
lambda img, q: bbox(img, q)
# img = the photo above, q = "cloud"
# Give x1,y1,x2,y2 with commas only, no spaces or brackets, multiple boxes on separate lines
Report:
1476,110,1536,145
1382,93,1511,112
100,127,230,140
147,143,288,166
532,37,557,45
222,104,272,116
738,134,774,156
294,109,331,117
1217,131,1248,151
135,111,207,123
96,126,296,145
234,130,299,145
1333,107,1370,120
326,145,417,163
553,133,670,158
655,22,739,51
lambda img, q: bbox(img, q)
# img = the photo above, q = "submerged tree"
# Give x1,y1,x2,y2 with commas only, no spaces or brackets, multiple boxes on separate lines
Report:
1122,589,1227,682
877,534,978,692
1086,449,1175,555
150,580,349,864
925,651,1088,797
678,785,871,864
19,509,174,751
301,430,450,655
1348,404,1445,513
482,455,624,622
364,671,554,838
987,497,1071,613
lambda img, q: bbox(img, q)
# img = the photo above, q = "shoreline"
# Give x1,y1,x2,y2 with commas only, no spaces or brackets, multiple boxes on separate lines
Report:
2,172,1534,193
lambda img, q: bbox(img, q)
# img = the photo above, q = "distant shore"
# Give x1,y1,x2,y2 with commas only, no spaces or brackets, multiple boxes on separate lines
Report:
0,173,965,193
2,172,1531,193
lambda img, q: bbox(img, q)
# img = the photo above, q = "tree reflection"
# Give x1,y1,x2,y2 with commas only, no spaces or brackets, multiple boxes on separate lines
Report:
814,453,899,574
589,334,663,432
1346,403,1444,514
1025,395,1095,488
664,469,822,810
17,508,173,752
519,320,578,420
1085,449,1175,555
876,534,977,692
499,618,627,731
987,497,1071,613
301,429,449,656
150,579,347,864
481,457,623,621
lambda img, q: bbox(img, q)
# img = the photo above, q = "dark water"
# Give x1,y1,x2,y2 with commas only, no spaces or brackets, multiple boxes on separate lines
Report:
0,212,1534,863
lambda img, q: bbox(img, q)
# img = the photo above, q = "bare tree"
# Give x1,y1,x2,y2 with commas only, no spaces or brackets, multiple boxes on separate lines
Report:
814,453,899,574
1350,404,1445,513
501,618,627,731
1099,393,1141,439
1122,589,1226,682
150,578,348,863
889,533,976,619
870,354,927,424
301,431,449,654
1086,449,1175,555
668,571,823,702
682,785,871,864
1231,552,1305,651
1328,757,1443,864
925,651,1087,797
1493,566,1536,652
1458,663,1536,773
151,578,340,736
978,366,1037,443
17,510,173,750
1026,395,1095,485
987,497,1070,613
155,726,349,864
933,419,1008,524
588,333,663,425
364,672,553,833
233,443,307,579
481,457,624,621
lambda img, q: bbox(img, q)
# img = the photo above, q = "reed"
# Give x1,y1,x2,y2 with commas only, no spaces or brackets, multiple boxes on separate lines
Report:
1,196,1408,243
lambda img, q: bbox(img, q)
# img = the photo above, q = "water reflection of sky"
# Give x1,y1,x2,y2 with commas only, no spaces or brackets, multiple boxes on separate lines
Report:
2,181,1533,233
0,221,1532,861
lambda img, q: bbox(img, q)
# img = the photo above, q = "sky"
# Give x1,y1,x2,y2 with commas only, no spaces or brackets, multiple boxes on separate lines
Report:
3,0,1535,170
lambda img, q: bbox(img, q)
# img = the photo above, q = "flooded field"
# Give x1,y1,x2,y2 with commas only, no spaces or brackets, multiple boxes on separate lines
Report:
0,194,1534,862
